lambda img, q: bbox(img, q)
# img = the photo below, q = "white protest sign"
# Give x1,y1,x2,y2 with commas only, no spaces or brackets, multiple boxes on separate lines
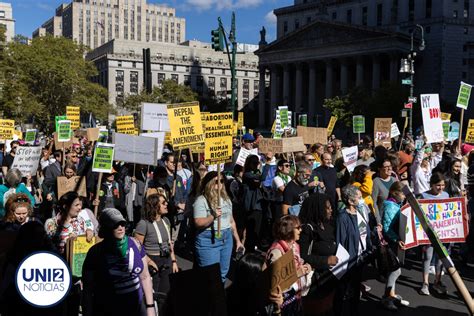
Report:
236,148,258,166
207,163,225,172
140,132,165,161
11,146,42,176
341,146,358,173
140,103,170,132
113,133,159,166
420,94,444,144
391,123,401,138
399,205,417,249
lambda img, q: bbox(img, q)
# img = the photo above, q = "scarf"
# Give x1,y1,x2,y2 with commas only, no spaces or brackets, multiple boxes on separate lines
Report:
115,236,129,258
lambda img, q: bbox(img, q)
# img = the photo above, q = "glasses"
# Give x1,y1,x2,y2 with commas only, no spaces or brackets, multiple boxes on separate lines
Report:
70,155,77,158
214,179,225,184
306,158,315,162
301,173,311,178
15,198,29,203
283,164,290,168
114,221,127,229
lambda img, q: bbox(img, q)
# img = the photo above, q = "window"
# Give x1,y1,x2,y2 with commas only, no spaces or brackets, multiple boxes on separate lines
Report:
465,27,469,34
170,54,175,60
408,0,414,21
184,75,191,86
158,73,165,86
196,76,204,93
346,9,352,23
362,7,368,26
208,77,215,94
207,57,212,63
465,0,470,18
219,78,227,99
210,68,214,74
462,72,467,79
391,0,398,23
171,74,178,83
173,65,177,71
426,0,432,18
0,11,5,18
130,71,139,95
377,4,383,26
254,80,259,97
182,55,187,61
332,12,337,20
222,69,225,75
219,59,223,64
295,19,300,29
283,21,288,33
453,10,458,18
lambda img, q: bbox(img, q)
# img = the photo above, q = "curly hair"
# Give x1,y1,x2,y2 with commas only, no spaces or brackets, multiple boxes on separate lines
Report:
273,215,300,242
4,193,33,223
144,189,168,222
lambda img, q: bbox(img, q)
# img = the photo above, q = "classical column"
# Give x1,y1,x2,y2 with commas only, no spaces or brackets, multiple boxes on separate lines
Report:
308,61,317,126
283,64,291,106
295,63,303,112
356,56,364,87
325,59,333,98
340,58,348,94
270,66,279,118
372,54,381,93
389,53,398,82
258,66,266,126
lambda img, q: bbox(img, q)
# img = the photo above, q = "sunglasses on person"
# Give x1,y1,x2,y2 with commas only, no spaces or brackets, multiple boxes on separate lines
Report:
283,164,290,168
113,221,127,229
214,179,225,184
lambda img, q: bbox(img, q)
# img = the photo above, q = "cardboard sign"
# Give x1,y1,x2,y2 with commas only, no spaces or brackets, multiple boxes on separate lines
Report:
297,126,327,145
259,137,306,154
66,106,81,130
352,116,365,134
401,198,468,248
327,116,337,136
236,148,259,166
116,115,136,135
0,119,14,141
204,113,233,164
57,120,72,142
57,176,87,199
374,118,392,148
67,236,96,277
11,146,42,176
449,122,460,142
298,114,307,127
342,146,358,173
140,132,165,161
92,142,115,173
420,94,444,143
113,133,158,166
441,112,451,121
270,249,298,293
167,102,204,149
140,103,170,131
456,81,472,110
53,133,78,150
25,129,37,145
86,128,100,142
391,123,401,138
465,119,474,144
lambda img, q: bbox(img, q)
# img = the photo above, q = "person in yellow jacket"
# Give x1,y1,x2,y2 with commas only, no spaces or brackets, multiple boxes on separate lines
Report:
351,165,379,222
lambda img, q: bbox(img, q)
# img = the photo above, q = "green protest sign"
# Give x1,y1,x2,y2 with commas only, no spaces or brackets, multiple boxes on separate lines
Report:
456,81,472,110
55,115,67,132
99,129,109,143
57,120,72,142
25,129,37,144
279,106,289,129
442,120,450,140
298,114,307,127
92,142,115,173
353,115,365,134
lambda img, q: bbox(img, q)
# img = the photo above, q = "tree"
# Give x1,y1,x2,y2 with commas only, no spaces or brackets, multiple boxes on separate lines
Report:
0,35,112,132
122,79,198,111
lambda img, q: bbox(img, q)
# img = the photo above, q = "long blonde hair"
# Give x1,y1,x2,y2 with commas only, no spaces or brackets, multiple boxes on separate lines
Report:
201,171,230,210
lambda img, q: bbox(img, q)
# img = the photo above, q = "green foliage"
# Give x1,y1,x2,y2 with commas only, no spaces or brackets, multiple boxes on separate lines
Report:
0,35,112,132
122,79,198,111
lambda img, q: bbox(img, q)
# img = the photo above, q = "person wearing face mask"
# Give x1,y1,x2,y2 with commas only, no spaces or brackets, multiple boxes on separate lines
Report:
282,161,312,216
380,182,409,311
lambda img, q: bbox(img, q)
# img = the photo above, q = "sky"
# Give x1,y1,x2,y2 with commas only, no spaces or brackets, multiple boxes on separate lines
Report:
12,0,293,44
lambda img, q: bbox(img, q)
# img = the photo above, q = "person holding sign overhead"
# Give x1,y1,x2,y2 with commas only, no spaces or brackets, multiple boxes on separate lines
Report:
193,171,244,283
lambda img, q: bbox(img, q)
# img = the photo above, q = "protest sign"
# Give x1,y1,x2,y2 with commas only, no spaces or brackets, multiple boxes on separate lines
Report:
288,111,293,127
298,114,307,127
86,128,100,142
415,139,424,150
465,119,474,144
55,115,67,133
237,112,244,130
420,94,444,143
456,81,472,110
327,116,337,136
441,112,451,121
116,115,136,135
140,132,165,161
66,106,81,130
402,198,468,247
99,128,109,142
374,118,392,148
442,120,450,141
57,176,87,199
113,133,159,166
353,116,365,134
92,142,115,173
140,103,170,131
204,113,233,164
0,119,14,141
448,122,460,142
11,146,42,176
297,126,327,145
391,123,401,138
53,133,78,150
13,130,22,140
269,249,298,293
167,102,204,149
57,120,72,142
399,204,418,249
25,129,37,145
236,148,258,166
279,106,289,129
341,146,358,173
259,137,306,154
67,236,96,277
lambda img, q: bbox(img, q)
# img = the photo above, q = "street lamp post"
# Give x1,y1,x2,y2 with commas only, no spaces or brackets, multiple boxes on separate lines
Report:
400,24,425,136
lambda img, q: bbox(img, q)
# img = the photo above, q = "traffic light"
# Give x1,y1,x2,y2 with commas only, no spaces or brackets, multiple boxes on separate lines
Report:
211,27,223,51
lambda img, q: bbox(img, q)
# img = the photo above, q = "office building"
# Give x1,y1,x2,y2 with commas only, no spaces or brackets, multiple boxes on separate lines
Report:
0,2,14,42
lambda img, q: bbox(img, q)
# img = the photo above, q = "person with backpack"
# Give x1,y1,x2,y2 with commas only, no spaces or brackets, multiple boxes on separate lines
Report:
0,168,35,219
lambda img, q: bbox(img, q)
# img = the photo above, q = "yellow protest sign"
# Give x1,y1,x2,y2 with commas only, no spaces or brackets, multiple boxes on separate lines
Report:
204,113,233,163
327,116,337,136
165,132,171,144
67,236,96,277
13,130,23,140
0,119,14,141
233,122,238,136
466,119,474,144
441,112,451,121
66,106,81,130
116,115,136,135
167,102,204,149
238,112,244,130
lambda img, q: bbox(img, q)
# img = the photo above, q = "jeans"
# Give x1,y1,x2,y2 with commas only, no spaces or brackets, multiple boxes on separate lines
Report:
194,228,233,282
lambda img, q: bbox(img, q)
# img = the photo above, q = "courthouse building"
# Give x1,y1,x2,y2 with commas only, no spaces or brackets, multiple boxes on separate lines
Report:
0,2,14,42
256,0,474,126
33,0,186,50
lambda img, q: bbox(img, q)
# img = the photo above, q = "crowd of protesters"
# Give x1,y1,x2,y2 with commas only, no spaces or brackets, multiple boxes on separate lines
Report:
0,129,472,316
